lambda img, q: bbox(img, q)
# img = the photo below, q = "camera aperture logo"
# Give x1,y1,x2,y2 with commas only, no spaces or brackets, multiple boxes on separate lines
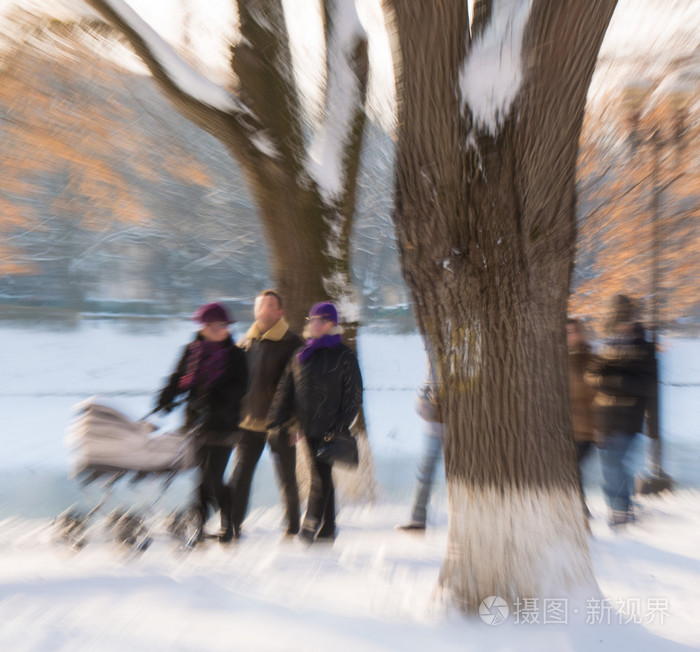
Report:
479,596,510,625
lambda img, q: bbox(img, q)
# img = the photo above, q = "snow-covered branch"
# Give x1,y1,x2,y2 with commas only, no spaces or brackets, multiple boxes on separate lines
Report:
82,0,253,121
306,0,368,206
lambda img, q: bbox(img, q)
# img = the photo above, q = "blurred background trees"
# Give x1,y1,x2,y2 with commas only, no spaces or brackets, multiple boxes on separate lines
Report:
0,15,408,325
572,72,700,334
0,1,697,336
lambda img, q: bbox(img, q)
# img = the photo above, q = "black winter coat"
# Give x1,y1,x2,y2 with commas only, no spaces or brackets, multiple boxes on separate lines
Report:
238,320,303,432
585,333,657,436
268,343,363,440
157,333,248,445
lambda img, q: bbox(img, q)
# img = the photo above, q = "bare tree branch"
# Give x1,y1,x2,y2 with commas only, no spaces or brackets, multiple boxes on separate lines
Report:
309,0,370,325
321,0,369,208
82,0,263,145
232,0,305,171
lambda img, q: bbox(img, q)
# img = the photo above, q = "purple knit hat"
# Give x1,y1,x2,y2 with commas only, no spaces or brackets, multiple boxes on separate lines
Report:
192,302,234,325
308,301,338,325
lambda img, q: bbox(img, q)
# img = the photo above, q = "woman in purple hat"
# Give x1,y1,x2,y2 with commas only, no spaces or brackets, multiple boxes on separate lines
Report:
268,302,363,544
156,302,248,542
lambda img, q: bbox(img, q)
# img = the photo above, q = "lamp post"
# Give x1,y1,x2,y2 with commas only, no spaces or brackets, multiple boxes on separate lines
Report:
622,81,691,494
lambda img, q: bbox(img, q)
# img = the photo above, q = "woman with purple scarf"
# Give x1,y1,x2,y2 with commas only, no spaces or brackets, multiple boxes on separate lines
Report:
156,302,248,542
268,302,363,544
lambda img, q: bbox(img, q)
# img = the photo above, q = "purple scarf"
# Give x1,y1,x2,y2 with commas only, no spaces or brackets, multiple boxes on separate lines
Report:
178,339,229,391
297,333,342,363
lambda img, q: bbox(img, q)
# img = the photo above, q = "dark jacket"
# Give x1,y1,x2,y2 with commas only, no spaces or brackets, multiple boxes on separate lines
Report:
157,333,248,446
585,330,657,436
237,318,303,433
568,345,597,442
268,342,363,440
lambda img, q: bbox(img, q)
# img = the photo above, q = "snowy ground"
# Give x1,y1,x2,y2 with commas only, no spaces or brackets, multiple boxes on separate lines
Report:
1,318,699,651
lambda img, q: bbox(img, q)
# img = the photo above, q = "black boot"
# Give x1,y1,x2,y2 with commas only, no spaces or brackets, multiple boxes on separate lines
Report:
315,522,336,542
218,524,235,543
299,527,316,545
217,509,237,543
217,487,237,543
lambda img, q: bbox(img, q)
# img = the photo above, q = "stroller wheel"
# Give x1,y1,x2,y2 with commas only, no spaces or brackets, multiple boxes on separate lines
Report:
165,509,187,537
136,536,153,552
107,509,126,528
54,509,88,549
112,513,145,547
167,507,203,549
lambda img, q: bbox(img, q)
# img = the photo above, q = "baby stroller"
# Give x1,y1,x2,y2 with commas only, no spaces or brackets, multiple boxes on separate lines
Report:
56,398,201,552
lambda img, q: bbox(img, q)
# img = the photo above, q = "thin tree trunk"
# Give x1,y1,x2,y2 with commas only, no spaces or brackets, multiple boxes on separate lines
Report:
388,0,617,611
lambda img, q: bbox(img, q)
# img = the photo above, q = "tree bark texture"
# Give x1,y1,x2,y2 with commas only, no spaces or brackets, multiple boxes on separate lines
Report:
388,0,617,611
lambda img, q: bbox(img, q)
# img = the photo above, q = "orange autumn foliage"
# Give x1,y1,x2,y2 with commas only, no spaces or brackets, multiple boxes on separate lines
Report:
571,89,700,335
0,38,216,274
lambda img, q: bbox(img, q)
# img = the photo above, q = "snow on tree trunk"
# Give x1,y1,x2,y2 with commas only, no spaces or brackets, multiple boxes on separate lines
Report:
442,486,594,611
388,0,617,611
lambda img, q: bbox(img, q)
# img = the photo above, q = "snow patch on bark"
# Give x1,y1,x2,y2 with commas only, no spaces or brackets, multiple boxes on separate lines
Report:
321,208,360,323
306,0,367,205
444,318,482,384
439,481,598,611
281,0,325,125
323,210,347,261
323,271,361,324
249,131,279,158
355,0,395,130
459,0,532,136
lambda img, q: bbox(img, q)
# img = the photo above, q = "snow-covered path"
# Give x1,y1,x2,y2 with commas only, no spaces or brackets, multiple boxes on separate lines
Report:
1,319,699,650
0,491,699,651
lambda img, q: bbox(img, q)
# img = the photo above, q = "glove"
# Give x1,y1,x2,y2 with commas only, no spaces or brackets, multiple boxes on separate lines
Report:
156,402,174,415
266,428,282,449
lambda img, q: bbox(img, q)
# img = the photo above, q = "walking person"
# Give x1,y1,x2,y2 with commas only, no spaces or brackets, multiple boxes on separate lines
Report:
227,290,303,539
156,302,248,542
586,295,657,528
396,354,444,532
567,318,597,519
268,302,363,544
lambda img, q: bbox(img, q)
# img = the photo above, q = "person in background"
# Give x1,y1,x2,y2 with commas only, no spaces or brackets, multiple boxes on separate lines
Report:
396,353,444,533
156,302,248,543
268,302,363,544
585,295,657,528
567,317,597,519
227,290,303,540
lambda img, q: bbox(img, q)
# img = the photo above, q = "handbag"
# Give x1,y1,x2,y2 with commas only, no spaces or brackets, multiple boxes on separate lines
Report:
315,431,359,467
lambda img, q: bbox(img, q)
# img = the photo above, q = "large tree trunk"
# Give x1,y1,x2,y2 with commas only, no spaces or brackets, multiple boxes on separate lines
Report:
388,0,617,611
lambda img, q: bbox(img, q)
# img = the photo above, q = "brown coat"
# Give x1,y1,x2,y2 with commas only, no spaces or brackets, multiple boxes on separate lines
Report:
237,318,303,433
584,332,657,437
569,345,596,442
